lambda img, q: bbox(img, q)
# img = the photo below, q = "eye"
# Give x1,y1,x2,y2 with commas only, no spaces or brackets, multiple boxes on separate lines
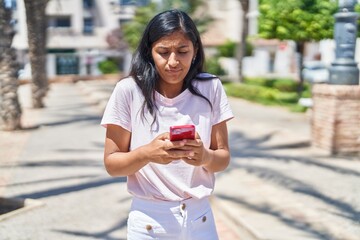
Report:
159,51,169,56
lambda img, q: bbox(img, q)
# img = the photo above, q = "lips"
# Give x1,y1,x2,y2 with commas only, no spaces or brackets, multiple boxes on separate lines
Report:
165,69,182,76
166,68,181,73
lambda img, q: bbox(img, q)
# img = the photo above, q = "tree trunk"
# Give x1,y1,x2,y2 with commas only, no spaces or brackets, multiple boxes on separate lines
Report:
296,41,305,97
237,0,249,82
0,0,22,131
23,0,49,108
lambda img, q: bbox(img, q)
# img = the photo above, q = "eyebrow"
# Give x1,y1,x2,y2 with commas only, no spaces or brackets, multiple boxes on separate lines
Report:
156,44,190,49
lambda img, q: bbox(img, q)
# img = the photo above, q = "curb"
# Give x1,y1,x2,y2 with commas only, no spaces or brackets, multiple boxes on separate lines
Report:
0,197,45,222
211,196,259,240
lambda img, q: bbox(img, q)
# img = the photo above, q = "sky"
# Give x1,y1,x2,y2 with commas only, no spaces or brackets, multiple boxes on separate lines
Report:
4,0,15,8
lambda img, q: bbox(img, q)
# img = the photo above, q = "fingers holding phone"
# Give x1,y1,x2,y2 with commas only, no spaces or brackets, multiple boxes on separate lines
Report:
169,125,207,166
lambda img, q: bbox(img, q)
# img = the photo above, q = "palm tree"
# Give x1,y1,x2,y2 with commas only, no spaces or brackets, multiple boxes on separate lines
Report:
0,0,22,131
23,0,49,108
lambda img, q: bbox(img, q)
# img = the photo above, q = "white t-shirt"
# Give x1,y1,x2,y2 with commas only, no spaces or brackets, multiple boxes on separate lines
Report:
101,74,233,201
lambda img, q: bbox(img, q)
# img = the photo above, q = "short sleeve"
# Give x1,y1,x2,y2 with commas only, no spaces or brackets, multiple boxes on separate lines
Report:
211,79,234,125
100,79,132,132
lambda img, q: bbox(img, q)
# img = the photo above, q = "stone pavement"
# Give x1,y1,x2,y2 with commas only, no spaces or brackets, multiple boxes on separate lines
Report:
75,79,360,240
216,95,360,239
0,80,241,239
0,79,359,240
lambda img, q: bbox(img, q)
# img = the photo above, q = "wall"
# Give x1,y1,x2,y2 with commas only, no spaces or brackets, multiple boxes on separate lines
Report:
312,84,360,155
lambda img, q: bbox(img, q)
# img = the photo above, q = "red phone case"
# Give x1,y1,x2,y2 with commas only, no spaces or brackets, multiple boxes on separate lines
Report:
170,125,195,141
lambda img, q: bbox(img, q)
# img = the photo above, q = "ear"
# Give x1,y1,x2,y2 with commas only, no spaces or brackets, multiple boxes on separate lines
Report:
193,48,198,63
194,47,198,58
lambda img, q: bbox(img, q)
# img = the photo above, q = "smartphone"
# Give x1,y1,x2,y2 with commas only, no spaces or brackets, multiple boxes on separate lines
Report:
169,124,195,141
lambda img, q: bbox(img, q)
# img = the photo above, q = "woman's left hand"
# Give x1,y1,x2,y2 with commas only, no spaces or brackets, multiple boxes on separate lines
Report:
180,132,209,167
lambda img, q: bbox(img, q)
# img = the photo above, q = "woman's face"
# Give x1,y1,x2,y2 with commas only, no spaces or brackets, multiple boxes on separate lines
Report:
151,31,196,97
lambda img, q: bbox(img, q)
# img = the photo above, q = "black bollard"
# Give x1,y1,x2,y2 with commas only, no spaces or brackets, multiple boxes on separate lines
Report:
329,0,360,85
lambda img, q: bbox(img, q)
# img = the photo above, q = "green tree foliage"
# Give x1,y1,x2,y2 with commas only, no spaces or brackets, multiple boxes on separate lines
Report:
122,0,210,51
354,4,360,37
161,0,203,14
258,0,338,42
258,0,339,96
160,0,212,33
122,3,157,51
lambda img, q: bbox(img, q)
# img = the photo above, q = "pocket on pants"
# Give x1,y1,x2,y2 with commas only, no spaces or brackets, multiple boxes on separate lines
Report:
127,210,180,240
190,208,218,240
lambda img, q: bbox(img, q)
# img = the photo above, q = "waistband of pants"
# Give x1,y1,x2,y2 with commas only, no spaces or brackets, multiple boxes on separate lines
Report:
131,196,211,214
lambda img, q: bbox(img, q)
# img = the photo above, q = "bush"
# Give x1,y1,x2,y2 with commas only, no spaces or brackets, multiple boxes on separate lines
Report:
272,79,299,92
98,60,119,74
205,57,226,76
223,83,276,103
244,77,300,91
223,82,308,112
217,40,236,58
223,75,312,112
245,39,254,56
274,92,298,103
243,77,273,87
216,39,253,58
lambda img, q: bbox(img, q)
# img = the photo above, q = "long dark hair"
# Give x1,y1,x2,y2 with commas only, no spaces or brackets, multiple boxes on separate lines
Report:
129,9,213,121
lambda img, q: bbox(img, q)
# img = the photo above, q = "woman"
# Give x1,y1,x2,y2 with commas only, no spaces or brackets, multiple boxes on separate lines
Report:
101,9,233,240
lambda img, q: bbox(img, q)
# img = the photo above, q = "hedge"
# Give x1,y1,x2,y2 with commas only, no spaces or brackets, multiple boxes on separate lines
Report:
223,78,309,112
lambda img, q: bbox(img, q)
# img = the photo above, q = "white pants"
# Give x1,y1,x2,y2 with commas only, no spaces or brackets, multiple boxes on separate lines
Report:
127,197,219,240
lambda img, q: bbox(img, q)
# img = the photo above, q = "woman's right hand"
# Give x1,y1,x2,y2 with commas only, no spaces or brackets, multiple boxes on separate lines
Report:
144,133,194,164
104,125,194,177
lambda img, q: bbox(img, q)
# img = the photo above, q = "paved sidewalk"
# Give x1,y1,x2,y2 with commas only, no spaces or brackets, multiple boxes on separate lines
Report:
217,97,360,240
75,79,360,240
0,81,242,239
1,79,359,240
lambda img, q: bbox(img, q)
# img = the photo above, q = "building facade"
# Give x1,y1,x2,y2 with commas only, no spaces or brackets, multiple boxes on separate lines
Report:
10,0,265,80
11,0,147,79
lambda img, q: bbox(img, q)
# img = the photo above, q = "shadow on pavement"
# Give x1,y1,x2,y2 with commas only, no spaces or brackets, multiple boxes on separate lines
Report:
0,174,99,187
216,193,335,240
54,218,128,240
14,177,126,200
35,115,102,128
229,130,360,177
5,159,103,168
216,129,360,239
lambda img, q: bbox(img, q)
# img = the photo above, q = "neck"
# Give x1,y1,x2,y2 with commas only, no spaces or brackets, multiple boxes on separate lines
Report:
157,83,184,98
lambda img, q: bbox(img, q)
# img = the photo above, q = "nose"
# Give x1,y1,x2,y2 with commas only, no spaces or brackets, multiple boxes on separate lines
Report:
168,52,179,67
